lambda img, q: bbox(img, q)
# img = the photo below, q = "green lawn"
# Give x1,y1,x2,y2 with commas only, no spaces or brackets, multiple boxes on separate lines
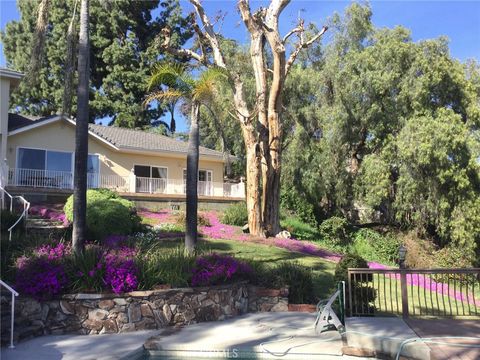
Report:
156,237,337,300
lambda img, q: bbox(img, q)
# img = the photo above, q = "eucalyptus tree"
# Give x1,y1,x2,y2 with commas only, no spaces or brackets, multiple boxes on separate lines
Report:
160,0,328,237
145,63,226,253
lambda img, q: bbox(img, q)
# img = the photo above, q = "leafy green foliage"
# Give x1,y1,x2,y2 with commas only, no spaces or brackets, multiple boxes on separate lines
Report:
281,216,319,241
334,253,369,284
247,261,315,304
221,202,248,226
2,0,192,127
135,246,196,289
64,189,140,241
280,189,318,227
352,229,401,266
319,217,352,247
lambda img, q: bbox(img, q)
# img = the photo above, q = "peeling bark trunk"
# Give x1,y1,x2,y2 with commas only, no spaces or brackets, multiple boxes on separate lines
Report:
185,101,200,253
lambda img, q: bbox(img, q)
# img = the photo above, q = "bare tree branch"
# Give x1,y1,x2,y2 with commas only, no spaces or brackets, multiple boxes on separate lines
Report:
285,25,328,75
159,27,205,64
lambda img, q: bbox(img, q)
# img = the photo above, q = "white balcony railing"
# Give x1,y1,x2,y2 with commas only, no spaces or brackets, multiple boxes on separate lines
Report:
6,168,245,199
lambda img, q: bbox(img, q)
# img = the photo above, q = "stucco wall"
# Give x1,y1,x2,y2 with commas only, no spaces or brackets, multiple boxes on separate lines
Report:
6,120,225,195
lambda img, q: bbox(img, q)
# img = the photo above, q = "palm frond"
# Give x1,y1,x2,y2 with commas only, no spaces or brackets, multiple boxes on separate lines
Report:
192,67,228,102
143,89,184,107
147,62,187,90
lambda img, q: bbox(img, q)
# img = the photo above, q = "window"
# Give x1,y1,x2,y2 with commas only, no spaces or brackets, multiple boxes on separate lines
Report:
17,148,73,172
134,165,167,193
183,169,213,195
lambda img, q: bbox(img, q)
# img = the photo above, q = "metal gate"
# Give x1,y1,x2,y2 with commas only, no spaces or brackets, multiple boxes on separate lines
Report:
347,268,480,318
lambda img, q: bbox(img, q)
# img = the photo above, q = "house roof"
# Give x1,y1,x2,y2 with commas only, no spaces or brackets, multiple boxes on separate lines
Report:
7,113,225,159
7,113,60,132
87,123,224,158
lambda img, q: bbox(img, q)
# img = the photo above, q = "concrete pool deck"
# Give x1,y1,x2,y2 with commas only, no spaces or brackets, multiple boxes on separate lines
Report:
0,330,158,360
2,313,479,359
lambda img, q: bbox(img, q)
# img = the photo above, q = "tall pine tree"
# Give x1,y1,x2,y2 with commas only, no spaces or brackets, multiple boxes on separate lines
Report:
1,0,192,127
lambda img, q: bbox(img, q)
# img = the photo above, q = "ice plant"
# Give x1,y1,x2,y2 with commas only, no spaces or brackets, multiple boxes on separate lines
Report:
191,253,252,286
15,256,67,300
103,247,139,294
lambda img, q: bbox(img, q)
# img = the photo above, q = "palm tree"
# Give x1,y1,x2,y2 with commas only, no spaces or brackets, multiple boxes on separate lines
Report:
145,63,226,253
72,0,90,255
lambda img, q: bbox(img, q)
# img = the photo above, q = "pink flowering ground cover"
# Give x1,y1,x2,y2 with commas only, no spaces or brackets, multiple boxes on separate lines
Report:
194,211,479,306
29,204,69,226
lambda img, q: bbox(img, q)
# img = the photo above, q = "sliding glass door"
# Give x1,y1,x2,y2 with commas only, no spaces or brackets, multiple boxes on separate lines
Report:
16,147,100,189
183,169,213,196
16,148,73,188
134,165,167,193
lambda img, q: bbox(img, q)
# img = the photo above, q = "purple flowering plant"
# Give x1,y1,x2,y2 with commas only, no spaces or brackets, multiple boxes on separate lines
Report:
15,254,68,301
104,247,139,294
191,253,252,287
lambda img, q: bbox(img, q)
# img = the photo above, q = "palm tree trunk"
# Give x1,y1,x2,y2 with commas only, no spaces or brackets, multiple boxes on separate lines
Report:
185,101,200,253
72,0,90,255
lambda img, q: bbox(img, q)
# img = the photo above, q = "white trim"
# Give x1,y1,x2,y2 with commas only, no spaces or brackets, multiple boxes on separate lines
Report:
8,115,63,136
117,147,224,162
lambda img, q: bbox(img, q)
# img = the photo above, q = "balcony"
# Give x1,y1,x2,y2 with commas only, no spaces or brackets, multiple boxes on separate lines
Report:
5,168,245,199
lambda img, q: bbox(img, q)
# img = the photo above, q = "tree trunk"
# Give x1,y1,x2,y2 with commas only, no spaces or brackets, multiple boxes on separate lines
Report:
185,101,200,253
243,128,263,237
72,0,89,255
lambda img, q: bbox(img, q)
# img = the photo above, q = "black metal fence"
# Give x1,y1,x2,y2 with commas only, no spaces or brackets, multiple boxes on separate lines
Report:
347,268,480,318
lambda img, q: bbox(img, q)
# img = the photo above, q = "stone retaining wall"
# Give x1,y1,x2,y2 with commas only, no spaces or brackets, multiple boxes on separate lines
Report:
3,283,288,338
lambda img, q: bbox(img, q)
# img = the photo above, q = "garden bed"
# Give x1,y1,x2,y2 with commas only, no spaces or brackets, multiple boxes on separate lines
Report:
3,282,288,338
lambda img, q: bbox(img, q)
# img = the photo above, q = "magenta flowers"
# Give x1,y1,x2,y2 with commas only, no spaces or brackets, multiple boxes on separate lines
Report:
191,253,252,286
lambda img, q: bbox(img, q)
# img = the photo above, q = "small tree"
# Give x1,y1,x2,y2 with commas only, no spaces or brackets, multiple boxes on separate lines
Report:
145,63,226,253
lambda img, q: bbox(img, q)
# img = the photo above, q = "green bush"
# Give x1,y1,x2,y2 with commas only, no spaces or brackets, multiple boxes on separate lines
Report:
136,246,197,289
319,216,352,247
334,253,369,283
221,201,248,226
281,216,319,241
1,209,22,232
280,189,318,227
334,253,375,313
246,260,315,304
352,229,401,266
64,189,140,241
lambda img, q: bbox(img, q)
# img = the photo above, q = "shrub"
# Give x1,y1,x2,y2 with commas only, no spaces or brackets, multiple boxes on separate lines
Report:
64,189,140,241
191,253,252,287
271,262,315,304
334,253,375,313
281,216,319,241
245,260,315,304
175,211,211,227
221,202,248,226
352,229,401,265
334,253,369,283
1,209,22,232
280,189,318,227
66,245,106,292
15,255,68,300
319,216,352,247
136,246,196,289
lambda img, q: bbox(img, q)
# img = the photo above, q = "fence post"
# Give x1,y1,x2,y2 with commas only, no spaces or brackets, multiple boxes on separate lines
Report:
347,269,353,317
400,269,409,318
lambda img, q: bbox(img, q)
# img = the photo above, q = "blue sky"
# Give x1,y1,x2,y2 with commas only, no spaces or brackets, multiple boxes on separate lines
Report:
1,0,479,130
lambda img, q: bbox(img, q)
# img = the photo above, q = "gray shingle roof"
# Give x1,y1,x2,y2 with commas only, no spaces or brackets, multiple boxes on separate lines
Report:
7,113,224,159
88,124,224,158
8,113,59,131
